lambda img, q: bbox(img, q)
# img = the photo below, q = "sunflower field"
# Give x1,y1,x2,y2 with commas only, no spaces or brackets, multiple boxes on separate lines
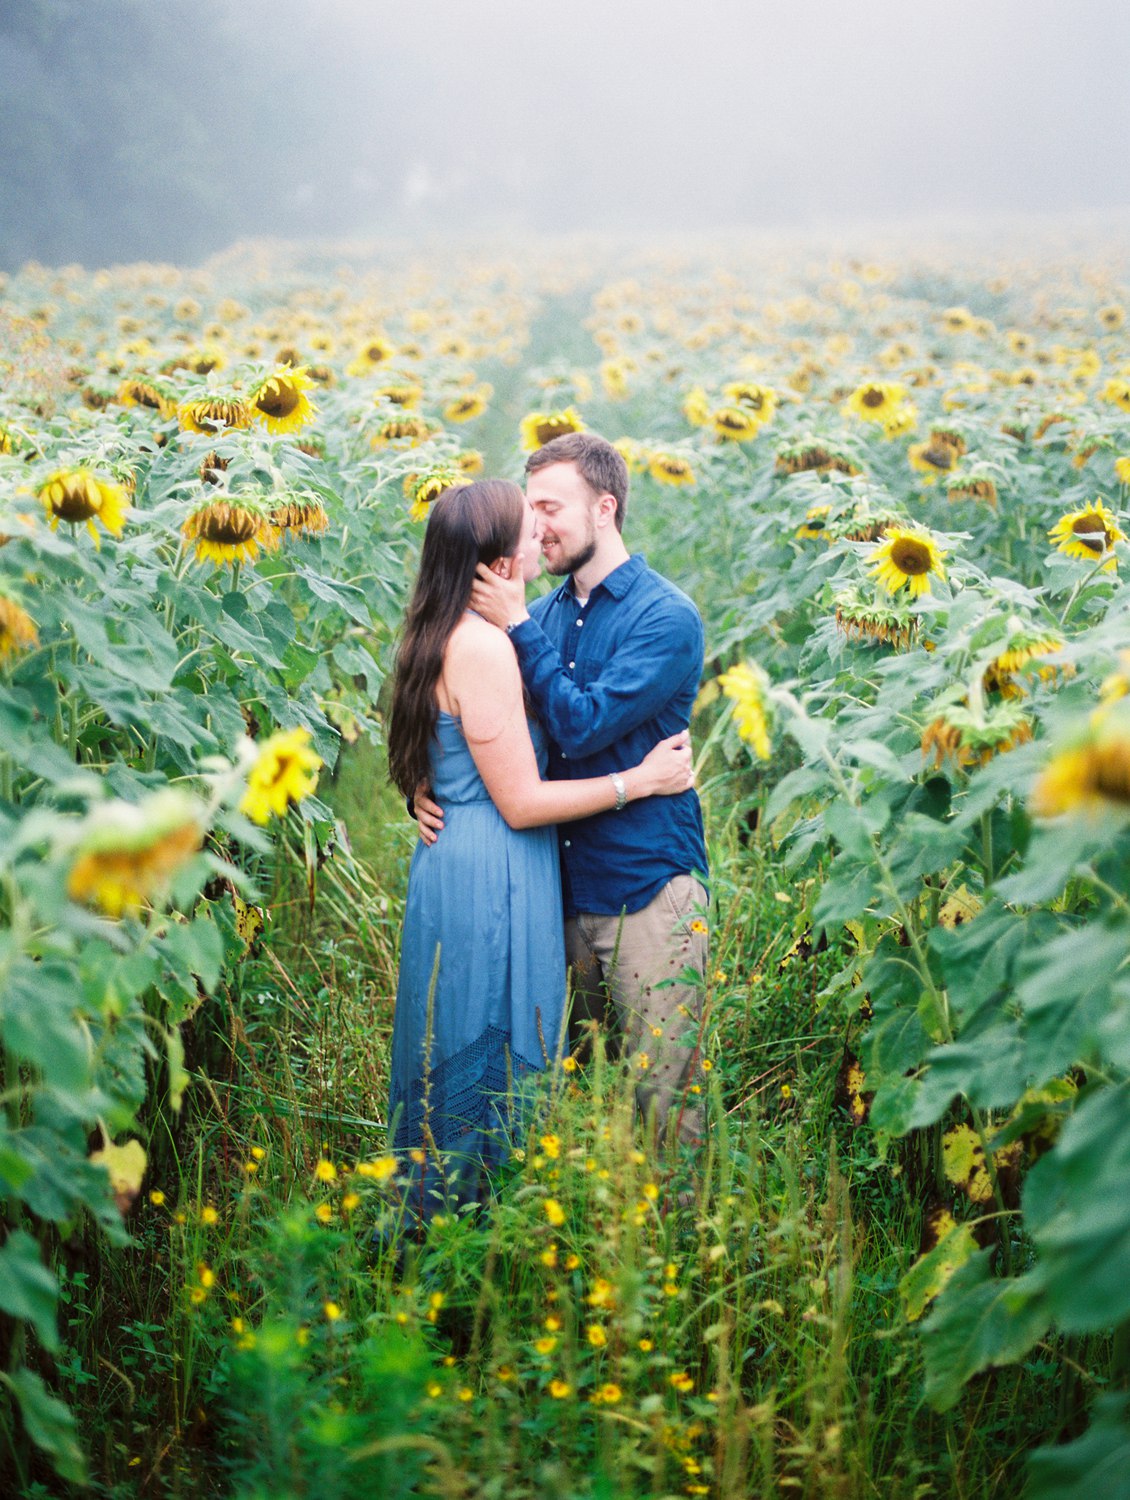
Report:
1,236,1130,1497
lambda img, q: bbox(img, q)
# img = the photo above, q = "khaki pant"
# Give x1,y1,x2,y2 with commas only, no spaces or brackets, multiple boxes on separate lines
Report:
565,875,708,1150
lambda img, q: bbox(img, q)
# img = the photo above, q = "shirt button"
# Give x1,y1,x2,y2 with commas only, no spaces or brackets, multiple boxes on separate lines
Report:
568,660,575,669
563,839,571,848
561,752,567,759
576,618,584,627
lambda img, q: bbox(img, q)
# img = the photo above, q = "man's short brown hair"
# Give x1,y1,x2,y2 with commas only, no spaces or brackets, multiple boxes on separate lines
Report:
525,432,629,531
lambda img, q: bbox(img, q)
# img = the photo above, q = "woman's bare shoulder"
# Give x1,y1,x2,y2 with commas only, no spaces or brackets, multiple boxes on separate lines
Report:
441,615,519,714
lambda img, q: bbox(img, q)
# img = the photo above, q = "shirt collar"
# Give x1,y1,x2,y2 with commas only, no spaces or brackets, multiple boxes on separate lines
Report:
562,553,645,603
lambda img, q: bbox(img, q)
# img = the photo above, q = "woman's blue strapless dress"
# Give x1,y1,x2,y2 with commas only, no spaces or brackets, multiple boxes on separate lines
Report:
388,711,566,1214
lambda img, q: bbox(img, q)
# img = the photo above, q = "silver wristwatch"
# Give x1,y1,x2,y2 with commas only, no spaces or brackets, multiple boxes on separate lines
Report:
609,771,627,812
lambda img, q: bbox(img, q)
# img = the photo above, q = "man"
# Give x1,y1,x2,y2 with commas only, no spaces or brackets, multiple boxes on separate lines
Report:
419,431,708,1152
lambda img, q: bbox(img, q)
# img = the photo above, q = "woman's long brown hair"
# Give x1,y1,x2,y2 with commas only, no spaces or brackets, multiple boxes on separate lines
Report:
387,479,525,797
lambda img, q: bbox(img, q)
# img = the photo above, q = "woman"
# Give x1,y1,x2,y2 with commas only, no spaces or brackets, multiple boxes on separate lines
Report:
386,479,693,1222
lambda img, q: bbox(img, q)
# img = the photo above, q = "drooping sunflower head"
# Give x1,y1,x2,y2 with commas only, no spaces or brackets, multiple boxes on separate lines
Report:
869,526,947,598
647,452,696,487
376,382,423,411
843,380,907,424
271,493,330,537
185,345,226,376
182,494,272,566
832,584,918,649
39,468,130,546
239,726,323,826
371,415,439,449
117,377,176,419
1048,499,1126,568
178,396,252,436
249,367,317,435
775,439,861,477
519,407,586,452
945,472,999,507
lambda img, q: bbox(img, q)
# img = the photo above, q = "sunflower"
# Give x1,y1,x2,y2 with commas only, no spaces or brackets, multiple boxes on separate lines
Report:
908,435,960,481
601,360,632,400
117,377,176,419
371,416,438,448
1101,377,1130,413
711,405,761,443
404,467,461,522
722,382,777,424
67,790,203,919
455,449,484,476
1032,725,1130,818
881,403,917,439
178,396,252,435
945,473,998,507
182,495,272,566
1048,499,1126,567
612,437,649,473
519,407,585,452
775,440,861,477
985,630,1067,695
869,527,947,597
681,387,711,426
248,367,316,435
443,391,488,423
185,345,226,376
796,503,832,542
376,383,423,410
0,593,38,662
240,727,323,825
843,381,907,423
833,587,917,649
271,495,329,536
717,661,772,760
940,306,975,333
39,468,129,546
647,452,695,486
346,336,397,375
922,702,1032,769
1115,456,1130,485
1098,304,1125,332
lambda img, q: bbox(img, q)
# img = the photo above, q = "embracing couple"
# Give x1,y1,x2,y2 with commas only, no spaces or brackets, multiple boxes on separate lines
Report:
385,432,709,1221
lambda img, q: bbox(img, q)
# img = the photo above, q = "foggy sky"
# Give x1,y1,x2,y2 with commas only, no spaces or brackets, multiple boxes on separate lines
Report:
3,0,1129,264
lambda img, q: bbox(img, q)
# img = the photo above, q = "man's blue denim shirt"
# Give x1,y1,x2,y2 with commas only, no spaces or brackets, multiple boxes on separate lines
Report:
508,553,708,918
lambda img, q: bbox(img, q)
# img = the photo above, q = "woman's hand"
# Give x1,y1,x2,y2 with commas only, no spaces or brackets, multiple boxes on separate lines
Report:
628,730,695,800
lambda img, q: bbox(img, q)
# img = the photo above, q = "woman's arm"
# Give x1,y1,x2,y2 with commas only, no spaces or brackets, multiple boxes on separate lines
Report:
445,622,691,831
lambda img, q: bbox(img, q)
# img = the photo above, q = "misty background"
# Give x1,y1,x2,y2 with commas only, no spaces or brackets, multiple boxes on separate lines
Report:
1,0,1128,270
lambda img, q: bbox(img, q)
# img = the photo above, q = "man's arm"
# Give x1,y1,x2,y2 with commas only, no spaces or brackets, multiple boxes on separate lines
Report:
509,606,703,758
468,559,704,759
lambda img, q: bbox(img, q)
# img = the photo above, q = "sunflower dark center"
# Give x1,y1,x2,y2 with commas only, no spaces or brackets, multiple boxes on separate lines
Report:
862,388,885,407
257,383,299,420
890,539,931,575
1072,515,1110,552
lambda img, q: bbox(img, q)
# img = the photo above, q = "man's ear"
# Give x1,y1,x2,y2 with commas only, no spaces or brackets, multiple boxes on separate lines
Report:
595,492,618,529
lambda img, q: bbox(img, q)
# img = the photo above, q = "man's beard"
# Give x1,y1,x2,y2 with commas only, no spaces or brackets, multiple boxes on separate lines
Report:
544,521,598,577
